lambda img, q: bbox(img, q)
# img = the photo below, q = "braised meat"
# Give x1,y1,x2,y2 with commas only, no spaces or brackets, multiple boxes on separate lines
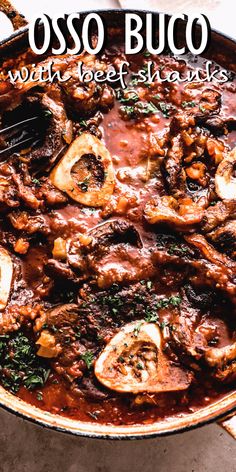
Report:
0,31,235,426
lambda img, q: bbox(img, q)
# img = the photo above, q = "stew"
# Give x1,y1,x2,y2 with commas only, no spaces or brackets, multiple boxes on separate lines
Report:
0,26,235,426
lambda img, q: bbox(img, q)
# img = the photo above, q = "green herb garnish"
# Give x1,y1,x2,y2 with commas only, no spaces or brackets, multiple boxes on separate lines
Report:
79,119,88,127
32,178,41,186
81,352,94,369
146,280,152,290
36,392,43,401
181,101,196,108
168,244,190,256
144,310,158,323
116,89,139,103
155,295,182,310
0,332,50,393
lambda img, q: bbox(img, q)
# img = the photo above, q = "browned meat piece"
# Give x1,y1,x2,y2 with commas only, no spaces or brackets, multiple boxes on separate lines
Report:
87,219,142,251
36,303,79,330
8,211,50,235
163,133,186,198
196,88,221,117
72,376,109,401
0,83,72,171
38,180,68,206
207,220,236,258
61,55,115,116
181,86,221,122
67,220,156,288
144,196,203,231
170,294,208,363
45,259,80,284
201,200,236,232
0,54,77,109
35,304,98,383
0,177,19,211
185,233,236,303
12,174,42,210
163,115,209,198
0,163,47,213
212,361,236,382
206,342,236,367
26,86,73,168
203,115,236,136
205,342,236,382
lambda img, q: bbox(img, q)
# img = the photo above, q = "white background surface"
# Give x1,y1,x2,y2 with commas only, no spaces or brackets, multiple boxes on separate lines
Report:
0,1,236,471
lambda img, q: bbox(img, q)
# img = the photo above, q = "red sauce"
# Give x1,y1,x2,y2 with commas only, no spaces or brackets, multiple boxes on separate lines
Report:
0,33,235,425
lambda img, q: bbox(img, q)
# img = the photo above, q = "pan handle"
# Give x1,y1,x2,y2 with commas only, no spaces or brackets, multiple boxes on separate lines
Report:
218,414,236,439
0,0,27,30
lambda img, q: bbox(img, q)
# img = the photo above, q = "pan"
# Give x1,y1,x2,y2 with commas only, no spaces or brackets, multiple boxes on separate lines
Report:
0,8,235,440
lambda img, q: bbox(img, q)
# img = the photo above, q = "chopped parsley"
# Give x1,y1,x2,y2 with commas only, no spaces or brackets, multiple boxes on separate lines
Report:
81,352,94,369
0,332,50,394
120,101,158,119
168,243,190,256
36,392,43,401
129,75,139,87
155,295,182,310
136,362,144,370
159,321,176,331
144,310,158,323
153,93,161,100
159,321,169,329
152,94,174,117
181,101,196,108
120,105,135,117
199,104,206,113
74,327,81,340
157,101,172,118
146,280,153,290
79,119,88,128
116,89,139,103
138,102,158,114
168,295,182,307
31,178,41,186
102,292,124,315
